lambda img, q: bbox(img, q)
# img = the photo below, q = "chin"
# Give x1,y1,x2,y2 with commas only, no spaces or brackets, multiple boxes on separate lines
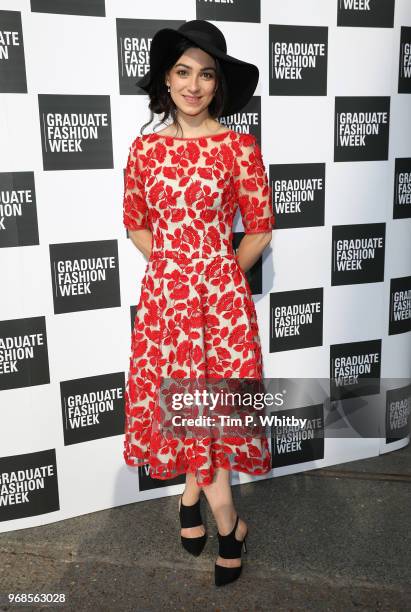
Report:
185,106,206,113
181,106,207,115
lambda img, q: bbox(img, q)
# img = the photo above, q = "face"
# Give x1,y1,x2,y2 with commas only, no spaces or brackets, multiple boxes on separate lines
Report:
166,47,217,115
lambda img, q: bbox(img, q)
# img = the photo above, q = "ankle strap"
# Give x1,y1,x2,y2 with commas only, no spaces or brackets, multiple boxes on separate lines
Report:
179,497,203,528
217,515,243,559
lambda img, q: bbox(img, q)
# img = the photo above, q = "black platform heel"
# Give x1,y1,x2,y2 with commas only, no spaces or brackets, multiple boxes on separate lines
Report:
178,494,207,557
215,514,248,587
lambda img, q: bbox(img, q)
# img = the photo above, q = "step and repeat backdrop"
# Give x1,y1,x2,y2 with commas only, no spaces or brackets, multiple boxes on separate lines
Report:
0,0,410,532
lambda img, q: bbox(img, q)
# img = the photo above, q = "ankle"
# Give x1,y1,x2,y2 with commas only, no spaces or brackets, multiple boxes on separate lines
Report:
215,508,237,536
182,489,201,506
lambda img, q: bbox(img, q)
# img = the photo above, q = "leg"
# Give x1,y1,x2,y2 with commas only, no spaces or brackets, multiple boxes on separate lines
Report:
201,468,247,569
179,471,205,538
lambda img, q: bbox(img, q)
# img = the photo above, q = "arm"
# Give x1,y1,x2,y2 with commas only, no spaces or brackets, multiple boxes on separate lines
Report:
123,137,152,260
128,228,152,260
236,232,272,274
233,135,275,273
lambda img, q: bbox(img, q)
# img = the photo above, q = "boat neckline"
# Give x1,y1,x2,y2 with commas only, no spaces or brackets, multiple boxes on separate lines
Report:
149,129,234,141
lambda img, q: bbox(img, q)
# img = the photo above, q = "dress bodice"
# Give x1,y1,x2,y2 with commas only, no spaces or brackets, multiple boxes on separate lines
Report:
123,129,275,261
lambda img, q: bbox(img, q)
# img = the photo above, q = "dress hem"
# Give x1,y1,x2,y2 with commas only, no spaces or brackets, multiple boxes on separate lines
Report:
124,454,272,486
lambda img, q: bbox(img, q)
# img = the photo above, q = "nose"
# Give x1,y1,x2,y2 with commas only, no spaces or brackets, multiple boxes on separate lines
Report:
187,75,201,93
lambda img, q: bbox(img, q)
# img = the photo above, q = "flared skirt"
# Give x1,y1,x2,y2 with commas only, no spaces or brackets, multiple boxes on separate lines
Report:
123,253,272,486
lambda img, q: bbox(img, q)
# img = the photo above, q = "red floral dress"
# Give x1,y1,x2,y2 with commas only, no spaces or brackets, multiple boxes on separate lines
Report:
122,129,275,486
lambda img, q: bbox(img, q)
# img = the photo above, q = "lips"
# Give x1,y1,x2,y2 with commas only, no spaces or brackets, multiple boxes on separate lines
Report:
183,95,201,103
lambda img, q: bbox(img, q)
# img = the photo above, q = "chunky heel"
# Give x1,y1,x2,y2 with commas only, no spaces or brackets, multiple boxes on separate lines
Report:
214,515,248,587
178,494,207,557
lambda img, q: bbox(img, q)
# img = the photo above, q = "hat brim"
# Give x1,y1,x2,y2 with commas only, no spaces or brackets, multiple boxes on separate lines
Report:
136,28,259,117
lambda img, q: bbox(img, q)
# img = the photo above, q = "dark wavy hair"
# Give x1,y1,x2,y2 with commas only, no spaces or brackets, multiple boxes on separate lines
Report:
139,37,228,137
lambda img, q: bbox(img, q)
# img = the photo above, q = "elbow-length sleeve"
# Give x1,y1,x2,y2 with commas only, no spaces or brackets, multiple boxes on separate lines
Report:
122,137,149,231
233,135,275,234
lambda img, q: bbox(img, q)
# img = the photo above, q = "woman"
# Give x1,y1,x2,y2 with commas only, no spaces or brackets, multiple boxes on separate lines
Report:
122,20,275,587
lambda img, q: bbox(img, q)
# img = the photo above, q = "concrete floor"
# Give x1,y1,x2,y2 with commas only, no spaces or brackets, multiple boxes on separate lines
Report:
1,443,410,612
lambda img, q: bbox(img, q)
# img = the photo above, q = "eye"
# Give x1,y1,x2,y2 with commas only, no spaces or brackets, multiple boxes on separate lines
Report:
176,69,214,79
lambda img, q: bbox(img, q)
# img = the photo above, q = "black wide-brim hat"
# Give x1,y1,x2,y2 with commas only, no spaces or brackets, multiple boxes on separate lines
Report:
135,19,259,117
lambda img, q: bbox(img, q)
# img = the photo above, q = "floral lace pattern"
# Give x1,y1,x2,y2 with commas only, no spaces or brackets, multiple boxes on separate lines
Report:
123,129,275,486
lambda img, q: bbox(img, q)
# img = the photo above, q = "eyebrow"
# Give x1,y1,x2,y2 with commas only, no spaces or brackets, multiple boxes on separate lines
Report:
174,63,216,71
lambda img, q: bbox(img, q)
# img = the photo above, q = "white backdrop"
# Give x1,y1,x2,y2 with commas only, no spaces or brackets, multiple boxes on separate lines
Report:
0,0,410,533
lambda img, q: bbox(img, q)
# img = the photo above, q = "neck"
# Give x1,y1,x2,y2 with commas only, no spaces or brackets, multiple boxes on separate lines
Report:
172,110,218,136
